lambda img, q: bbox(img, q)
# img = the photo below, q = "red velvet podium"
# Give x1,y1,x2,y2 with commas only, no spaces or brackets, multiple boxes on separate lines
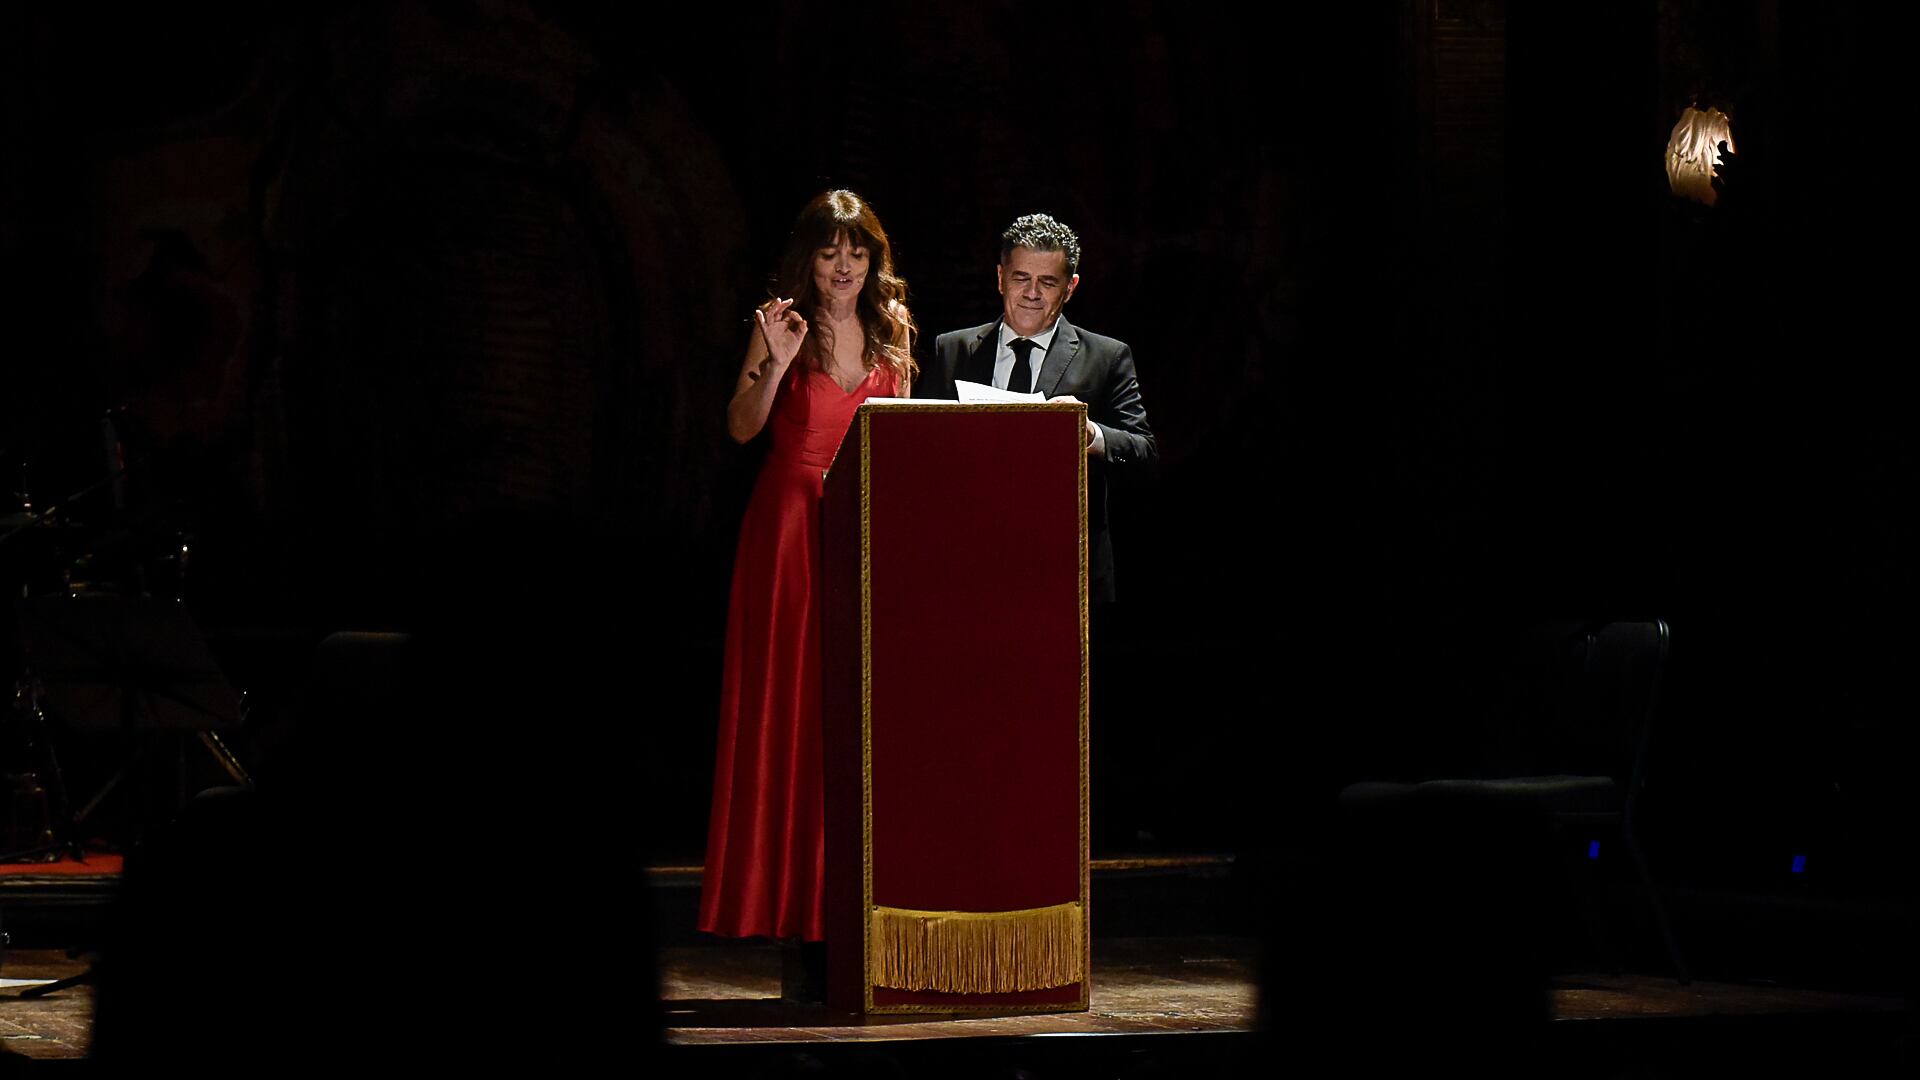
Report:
821,402,1090,1015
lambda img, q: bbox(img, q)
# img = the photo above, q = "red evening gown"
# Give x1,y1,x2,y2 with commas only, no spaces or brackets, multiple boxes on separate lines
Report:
700,359,898,940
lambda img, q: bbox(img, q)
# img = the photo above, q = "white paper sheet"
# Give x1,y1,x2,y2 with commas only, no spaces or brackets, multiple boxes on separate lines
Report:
956,379,1044,403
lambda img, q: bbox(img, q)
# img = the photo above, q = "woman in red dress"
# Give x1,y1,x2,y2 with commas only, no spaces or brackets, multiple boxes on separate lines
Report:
701,191,916,949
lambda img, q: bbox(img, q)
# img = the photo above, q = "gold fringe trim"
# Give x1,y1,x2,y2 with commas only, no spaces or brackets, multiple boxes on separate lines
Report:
870,902,1085,993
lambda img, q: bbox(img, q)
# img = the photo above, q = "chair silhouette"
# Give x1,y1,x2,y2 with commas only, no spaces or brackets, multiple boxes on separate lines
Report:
1339,618,1689,984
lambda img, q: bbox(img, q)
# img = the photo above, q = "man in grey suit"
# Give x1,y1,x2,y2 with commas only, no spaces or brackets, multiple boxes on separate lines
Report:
915,213,1156,603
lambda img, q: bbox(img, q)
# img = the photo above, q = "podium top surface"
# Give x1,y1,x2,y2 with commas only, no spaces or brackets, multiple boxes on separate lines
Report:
855,400,1087,414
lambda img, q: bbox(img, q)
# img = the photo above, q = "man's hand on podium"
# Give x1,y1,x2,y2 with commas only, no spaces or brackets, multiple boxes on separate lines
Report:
1047,395,1102,457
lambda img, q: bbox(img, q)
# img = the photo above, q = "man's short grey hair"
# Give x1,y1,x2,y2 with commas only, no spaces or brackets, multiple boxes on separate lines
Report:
1000,213,1081,276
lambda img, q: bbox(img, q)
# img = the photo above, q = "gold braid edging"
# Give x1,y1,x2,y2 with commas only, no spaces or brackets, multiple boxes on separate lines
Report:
869,902,1086,993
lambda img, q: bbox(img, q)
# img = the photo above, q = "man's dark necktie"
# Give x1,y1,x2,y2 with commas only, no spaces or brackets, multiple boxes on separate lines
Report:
1007,337,1038,394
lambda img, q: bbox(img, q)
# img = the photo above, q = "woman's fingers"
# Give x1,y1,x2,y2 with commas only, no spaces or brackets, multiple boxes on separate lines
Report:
754,302,809,368
760,299,809,341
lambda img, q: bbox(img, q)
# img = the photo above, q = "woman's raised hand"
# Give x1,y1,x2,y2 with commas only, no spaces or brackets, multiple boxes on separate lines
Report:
755,298,809,369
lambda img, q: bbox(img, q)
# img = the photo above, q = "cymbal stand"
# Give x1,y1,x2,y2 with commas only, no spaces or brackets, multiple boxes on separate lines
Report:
3,667,80,863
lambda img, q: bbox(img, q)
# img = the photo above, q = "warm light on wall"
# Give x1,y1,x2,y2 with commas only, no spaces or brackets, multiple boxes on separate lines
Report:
1666,106,1735,207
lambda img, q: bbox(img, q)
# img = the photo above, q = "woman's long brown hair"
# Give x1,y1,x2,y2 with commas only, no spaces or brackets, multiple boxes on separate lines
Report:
769,190,917,383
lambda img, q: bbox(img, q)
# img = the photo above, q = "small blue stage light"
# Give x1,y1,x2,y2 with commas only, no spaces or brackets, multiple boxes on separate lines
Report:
1587,840,1600,860
1791,854,1806,874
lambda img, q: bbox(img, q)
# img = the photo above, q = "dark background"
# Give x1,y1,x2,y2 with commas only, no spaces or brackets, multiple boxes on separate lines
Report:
3,0,1911,978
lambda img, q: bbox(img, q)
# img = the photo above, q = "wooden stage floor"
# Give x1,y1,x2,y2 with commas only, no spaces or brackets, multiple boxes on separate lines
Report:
6,936,1910,1070
661,935,1912,1042
664,937,1255,1044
